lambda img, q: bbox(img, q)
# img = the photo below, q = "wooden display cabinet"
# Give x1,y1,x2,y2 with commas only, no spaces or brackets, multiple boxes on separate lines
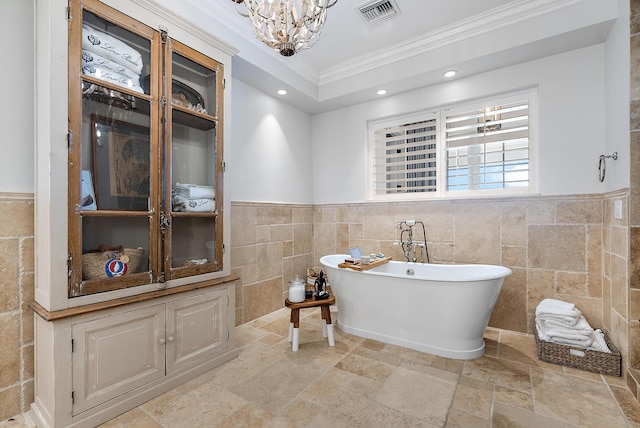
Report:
32,0,238,426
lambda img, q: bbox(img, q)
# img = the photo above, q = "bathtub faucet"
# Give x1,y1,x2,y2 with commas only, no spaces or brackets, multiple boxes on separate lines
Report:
395,220,430,263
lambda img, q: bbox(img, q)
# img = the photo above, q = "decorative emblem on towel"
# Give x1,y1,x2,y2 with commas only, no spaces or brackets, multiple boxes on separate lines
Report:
87,34,100,46
104,255,129,277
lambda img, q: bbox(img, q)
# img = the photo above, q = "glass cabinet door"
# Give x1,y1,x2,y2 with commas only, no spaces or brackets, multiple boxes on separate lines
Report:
164,40,224,280
68,0,159,296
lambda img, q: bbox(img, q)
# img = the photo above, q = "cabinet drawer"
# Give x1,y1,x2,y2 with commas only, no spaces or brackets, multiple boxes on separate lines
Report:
71,305,165,415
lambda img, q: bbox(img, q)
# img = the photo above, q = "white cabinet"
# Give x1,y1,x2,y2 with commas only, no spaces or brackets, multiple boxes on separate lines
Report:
33,282,237,428
71,305,165,415
166,289,229,374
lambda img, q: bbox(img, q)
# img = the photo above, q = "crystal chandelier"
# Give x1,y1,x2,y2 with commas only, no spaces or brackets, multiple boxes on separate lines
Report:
232,0,338,57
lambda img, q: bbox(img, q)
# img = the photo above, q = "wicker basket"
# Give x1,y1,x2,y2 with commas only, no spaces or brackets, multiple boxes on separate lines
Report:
535,326,621,376
82,247,145,280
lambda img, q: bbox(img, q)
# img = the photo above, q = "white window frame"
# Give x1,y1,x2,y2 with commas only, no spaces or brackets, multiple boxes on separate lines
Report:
366,90,537,200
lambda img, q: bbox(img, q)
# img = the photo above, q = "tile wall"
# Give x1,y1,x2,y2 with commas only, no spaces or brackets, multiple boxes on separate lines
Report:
231,194,627,358
0,194,34,421
0,192,633,422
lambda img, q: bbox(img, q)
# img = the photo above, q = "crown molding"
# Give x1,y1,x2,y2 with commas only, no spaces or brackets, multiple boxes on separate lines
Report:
128,0,239,56
319,0,586,86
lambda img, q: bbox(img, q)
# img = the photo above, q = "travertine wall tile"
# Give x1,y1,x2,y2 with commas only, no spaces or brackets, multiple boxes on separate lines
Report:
0,197,34,420
526,201,555,224
501,245,525,268
501,204,526,246
336,206,363,223
230,245,257,269
231,205,257,246
556,272,587,296
256,243,283,279
556,199,603,224
528,225,585,271
243,277,283,321
632,35,640,100
587,225,603,297
293,223,312,255
270,224,292,242
632,0,640,34
0,385,20,422
256,206,292,225
0,202,33,237
611,254,629,318
454,204,501,264
489,268,526,332
0,238,19,313
0,313,20,386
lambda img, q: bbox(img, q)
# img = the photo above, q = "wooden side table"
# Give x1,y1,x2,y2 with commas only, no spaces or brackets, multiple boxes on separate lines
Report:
284,294,336,352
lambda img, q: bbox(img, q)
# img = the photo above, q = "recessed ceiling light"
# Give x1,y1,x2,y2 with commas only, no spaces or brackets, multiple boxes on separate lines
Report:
277,89,287,95
377,89,387,95
443,70,457,78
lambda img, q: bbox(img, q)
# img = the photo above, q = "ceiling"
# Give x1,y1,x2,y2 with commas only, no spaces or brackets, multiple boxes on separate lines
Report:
166,0,618,114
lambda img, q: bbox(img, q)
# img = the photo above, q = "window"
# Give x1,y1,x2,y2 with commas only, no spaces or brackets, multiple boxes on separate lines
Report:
368,92,533,199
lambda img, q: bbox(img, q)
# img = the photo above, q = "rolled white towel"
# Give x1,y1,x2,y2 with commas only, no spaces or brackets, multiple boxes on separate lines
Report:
588,329,611,353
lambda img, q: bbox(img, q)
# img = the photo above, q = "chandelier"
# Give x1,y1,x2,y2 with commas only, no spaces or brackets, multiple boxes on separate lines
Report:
232,0,338,57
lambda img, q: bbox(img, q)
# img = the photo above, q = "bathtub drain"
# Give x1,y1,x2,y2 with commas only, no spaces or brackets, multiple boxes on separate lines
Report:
406,269,415,276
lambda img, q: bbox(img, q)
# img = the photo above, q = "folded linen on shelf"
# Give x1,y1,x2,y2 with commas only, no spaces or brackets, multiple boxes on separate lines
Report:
535,298,581,326
535,317,594,348
82,25,144,74
82,50,141,87
173,195,215,213
82,65,144,93
175,183,216,200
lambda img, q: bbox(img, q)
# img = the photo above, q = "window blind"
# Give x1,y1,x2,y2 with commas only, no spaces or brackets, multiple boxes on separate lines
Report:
445,101,529,191
373,117,438,195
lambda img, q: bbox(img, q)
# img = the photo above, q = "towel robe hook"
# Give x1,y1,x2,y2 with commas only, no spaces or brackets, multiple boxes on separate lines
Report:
598,152,618,183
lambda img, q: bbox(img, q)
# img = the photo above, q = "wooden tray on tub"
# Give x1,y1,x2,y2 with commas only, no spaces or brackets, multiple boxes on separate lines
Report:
338,257,391,271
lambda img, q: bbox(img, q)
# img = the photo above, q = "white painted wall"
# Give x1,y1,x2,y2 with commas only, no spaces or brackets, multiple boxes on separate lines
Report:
605,0,630,192
312,44,608,204
0,0,34,193
229,79,314,204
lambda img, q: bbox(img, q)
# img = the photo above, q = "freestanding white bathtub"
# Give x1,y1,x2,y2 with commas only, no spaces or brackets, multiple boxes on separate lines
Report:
320,254,512,360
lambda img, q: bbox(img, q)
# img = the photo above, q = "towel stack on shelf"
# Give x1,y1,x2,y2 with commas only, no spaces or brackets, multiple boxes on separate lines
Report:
81,24,145,93
535,298,611,353
173,183,215,213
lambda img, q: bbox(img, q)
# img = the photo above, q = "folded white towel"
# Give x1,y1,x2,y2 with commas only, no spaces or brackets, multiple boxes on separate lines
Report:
175,183,216,200
538,315,593,335
536,319,594,348
82,66,144,93
82,25,144,74
536,298,580,317
82,50,141,86
173,195,215,213
588,329,611,353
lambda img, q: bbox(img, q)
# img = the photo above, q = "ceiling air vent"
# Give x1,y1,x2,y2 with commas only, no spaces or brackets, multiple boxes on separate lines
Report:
357,0,401,27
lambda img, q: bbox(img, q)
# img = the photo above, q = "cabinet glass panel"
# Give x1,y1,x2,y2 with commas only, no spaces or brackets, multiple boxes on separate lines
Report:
169,50,219,272
75,8,154,294
171,217,216,268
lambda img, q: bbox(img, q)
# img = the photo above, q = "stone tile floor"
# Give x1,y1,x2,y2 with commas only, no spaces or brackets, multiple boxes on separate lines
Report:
4,307,640,427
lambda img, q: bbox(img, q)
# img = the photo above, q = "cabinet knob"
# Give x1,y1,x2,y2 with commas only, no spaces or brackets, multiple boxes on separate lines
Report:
159,338,166,345
167,336,175,342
